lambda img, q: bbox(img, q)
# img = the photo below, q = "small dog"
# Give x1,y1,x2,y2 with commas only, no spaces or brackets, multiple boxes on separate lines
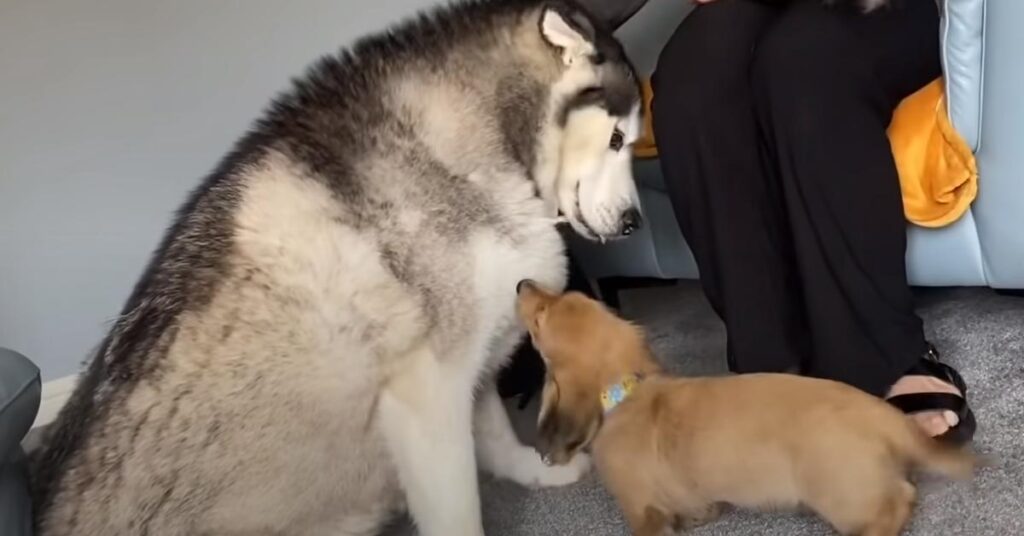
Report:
515,281,976,536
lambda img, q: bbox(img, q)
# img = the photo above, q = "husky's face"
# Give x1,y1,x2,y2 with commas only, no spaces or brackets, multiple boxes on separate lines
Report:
538,5,643,242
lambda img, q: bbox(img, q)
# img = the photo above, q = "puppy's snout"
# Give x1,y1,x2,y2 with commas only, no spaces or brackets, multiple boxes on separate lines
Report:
619,207,642,236
516,279,536,295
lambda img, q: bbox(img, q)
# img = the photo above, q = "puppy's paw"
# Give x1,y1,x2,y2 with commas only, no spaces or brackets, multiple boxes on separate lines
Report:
532,452,592,487
677,503,725,531
494,447,591,488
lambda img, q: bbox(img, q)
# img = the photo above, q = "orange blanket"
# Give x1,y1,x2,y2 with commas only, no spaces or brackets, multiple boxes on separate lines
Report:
633,78,978,228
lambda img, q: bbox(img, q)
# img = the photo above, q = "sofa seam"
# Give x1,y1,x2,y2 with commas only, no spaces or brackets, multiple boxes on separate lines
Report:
940,0,986,153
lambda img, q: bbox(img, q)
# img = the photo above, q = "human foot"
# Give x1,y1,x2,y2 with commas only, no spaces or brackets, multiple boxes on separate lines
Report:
887,374,961,437
885,344,976,444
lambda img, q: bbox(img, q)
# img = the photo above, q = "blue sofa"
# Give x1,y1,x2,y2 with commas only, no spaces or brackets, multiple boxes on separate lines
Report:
570,0,1024,290
0,348,40,536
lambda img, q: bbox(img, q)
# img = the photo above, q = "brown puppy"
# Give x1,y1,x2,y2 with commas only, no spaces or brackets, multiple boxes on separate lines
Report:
515,281,976,536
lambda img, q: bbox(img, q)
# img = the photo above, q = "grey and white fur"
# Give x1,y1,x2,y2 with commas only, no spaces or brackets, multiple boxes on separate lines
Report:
30,1,642,534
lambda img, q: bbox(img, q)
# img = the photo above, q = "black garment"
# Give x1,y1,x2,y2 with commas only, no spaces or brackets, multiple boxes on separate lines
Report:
497,251,597,404
651,0,941,396
576,0,650,29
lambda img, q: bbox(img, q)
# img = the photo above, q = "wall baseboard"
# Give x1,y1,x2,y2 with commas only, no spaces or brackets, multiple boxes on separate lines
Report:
33,374,78,430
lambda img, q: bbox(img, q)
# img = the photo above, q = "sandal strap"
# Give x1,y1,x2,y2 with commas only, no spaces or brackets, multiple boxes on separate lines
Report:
887,392,966,416
895,344,977,445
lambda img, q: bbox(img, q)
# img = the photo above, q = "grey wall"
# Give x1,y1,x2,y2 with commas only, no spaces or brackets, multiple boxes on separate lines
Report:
0,0,692,382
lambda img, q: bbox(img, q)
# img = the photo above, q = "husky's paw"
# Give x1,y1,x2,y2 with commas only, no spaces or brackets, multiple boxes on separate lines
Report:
530,452,592,488
490,446,592,488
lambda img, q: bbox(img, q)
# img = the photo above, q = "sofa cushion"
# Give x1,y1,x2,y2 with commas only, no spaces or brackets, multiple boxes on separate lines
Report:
634,157,667,193
941,0,987,152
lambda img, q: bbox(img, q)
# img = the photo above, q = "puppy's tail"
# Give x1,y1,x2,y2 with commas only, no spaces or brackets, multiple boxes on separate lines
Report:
898,424,977,480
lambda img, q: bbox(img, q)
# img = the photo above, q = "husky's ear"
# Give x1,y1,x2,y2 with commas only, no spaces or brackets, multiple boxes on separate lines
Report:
540,5,595,60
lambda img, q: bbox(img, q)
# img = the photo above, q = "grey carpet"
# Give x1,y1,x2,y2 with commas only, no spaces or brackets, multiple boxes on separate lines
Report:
402,283,1023,535
26,283,1022,534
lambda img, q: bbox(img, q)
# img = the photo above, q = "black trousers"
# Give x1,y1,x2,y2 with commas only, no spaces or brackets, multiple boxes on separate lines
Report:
651,0,941,396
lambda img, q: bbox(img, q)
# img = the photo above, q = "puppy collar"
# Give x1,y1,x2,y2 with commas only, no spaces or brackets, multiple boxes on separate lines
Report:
600,373,644,414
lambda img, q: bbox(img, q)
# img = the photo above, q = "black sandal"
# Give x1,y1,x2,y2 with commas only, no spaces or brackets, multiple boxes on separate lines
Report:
886,343,977,445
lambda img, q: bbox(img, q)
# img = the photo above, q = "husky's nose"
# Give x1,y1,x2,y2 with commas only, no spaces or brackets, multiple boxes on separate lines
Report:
620,208,642,236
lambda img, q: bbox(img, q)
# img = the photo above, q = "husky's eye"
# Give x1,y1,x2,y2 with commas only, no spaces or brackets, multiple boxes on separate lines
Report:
609,128,624,151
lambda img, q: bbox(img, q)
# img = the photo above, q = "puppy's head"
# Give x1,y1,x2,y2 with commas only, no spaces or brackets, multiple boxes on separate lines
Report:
515,280,650,465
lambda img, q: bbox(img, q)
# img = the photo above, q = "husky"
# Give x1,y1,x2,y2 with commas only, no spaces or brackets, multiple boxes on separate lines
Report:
30,1,642,534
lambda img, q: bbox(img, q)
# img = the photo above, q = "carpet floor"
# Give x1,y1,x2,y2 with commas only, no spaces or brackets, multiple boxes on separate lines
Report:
393,283,1023,535
25,283,1021,535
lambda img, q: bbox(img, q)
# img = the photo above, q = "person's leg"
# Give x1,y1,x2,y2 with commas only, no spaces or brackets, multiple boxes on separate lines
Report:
751,0,965,437
652,0,807,373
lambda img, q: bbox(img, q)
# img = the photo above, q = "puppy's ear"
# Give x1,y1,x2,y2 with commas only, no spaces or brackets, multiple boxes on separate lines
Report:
539,4,595,60
536,373,601,465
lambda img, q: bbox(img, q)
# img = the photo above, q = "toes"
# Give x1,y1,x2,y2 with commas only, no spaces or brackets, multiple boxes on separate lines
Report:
914,413,951,437
888,372,967,438
928,415,949,436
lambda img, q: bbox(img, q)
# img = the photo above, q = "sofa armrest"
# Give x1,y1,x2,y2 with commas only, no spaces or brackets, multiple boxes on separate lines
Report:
973,0,1024,289
0,347,39,536
0,348,40,458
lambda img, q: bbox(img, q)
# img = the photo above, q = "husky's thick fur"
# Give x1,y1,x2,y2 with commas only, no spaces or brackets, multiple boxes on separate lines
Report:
31,1,642,534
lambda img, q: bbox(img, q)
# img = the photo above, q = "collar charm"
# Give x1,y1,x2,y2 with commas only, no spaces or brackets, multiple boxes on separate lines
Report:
600,373,643,414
